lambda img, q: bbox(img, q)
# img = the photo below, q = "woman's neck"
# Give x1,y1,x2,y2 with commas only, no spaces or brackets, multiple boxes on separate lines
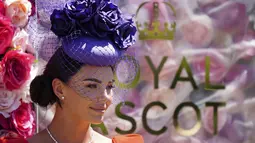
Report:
47,105,92,143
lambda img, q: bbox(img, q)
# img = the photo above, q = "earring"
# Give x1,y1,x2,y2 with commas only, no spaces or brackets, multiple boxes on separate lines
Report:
61,96,65,100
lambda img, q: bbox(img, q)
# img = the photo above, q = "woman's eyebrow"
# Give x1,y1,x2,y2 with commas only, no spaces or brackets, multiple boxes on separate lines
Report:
83,78,102,83
107,79,115,84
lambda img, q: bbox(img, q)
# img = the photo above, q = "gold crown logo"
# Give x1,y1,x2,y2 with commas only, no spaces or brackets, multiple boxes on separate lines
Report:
135,1,176,40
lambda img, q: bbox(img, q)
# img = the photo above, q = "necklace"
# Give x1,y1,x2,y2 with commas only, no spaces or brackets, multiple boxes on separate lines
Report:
46,126,94,143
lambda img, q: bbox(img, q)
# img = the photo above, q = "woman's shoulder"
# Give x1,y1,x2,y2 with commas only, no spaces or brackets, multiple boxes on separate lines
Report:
112,134,144,143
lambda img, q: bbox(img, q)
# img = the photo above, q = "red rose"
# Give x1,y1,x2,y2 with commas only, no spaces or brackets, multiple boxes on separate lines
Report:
10,102,36,138
1,50,35,90
0,0,5,15
0,114,11,129
0,15,14,54
190,51,228,83
0,130,22,141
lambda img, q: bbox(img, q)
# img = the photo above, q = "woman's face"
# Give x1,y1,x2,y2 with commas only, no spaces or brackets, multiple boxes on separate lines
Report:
60,65,114,124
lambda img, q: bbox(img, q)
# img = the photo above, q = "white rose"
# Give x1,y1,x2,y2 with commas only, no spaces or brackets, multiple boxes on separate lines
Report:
0,90,22,118
5,0,32,27
12,28,35,54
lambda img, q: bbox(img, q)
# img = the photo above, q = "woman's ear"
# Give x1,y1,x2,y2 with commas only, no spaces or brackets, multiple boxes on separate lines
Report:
52,78,65,99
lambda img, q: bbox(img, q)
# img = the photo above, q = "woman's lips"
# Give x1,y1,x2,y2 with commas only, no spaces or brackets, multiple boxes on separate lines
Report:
89,107,106,113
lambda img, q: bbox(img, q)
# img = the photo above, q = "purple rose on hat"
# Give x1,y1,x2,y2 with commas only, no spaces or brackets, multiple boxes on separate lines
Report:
50,10,75,37
97,2,121,31
87,2,122,37
50,0,137,49
113,17,137,49
64,0,101,23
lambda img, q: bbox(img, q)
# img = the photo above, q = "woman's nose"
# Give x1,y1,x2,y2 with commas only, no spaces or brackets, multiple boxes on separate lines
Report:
95,88,112,102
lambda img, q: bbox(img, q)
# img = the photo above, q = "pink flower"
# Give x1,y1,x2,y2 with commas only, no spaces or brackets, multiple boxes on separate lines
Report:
207,1,248,34
0,130,28,143
234,30,255,43
198,0,228,13
235,41,255,61
0,15,14,54
1,50,35,91
0,0,5,15
188,50,229,83
203,107,228,135
179,15,214,48
0,130,22,139
224,64,253,86
10,102,36,138
5,0,32,28
0,90,22,118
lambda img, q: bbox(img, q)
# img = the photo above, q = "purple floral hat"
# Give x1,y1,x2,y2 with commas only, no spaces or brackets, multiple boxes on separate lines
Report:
49,0,137,66
24,0,139,105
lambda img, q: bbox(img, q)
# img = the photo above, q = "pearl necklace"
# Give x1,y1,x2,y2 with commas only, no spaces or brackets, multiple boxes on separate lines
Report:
46,127,94,143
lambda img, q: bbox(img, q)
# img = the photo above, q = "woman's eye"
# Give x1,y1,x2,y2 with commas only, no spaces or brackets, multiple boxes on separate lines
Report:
107,85,115,89
87,84,97,88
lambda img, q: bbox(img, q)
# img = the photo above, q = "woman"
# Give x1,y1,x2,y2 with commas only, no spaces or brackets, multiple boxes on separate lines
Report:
5,0,144,142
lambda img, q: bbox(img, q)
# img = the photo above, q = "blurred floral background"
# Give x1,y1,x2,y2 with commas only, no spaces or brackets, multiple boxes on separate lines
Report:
100,0,255,143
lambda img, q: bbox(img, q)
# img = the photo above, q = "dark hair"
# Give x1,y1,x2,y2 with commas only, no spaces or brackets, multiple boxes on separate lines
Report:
30,48,83,107
30,48,115,107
